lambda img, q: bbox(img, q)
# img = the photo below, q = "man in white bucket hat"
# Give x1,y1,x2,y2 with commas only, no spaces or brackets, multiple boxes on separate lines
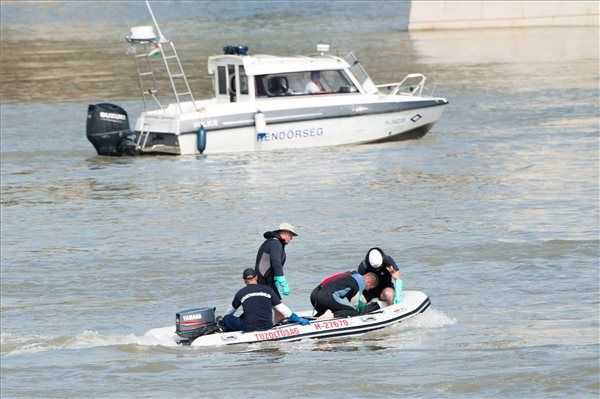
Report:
254,223,298,303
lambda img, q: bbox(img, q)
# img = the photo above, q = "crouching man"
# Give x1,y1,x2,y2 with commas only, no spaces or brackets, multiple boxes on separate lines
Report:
310,271,379,318
222,268,310,332
357,247,403,307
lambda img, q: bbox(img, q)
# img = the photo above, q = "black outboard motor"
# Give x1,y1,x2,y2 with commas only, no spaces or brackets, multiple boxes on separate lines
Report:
175,307,219,345
86,103,138,156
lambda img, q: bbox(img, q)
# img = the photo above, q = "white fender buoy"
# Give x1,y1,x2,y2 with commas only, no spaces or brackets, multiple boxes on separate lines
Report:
255,111,266,132
255,111,267,142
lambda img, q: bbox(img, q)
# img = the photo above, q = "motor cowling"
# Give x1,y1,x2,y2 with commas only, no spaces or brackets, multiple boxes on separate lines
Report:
86,103,137,156
175,307,219,344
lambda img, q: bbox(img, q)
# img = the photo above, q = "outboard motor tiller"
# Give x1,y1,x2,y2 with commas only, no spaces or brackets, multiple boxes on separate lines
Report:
86,103,138,156
175,307,219,345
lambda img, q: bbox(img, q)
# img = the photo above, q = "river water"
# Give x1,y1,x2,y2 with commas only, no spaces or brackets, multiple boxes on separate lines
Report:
1,2,599,398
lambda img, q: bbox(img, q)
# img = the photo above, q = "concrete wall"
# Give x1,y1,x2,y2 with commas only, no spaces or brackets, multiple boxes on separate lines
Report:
408,0,599,30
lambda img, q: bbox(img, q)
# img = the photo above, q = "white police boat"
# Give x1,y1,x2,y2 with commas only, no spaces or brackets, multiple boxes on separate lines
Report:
144,290,430,347
86,1,448,156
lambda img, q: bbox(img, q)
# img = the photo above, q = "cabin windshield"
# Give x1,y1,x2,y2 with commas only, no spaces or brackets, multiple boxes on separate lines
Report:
255,70,358,97
343,52,378,94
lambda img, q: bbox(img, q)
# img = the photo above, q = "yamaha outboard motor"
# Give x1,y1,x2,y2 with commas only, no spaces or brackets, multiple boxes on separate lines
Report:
175,307,219,345
86,103,138,156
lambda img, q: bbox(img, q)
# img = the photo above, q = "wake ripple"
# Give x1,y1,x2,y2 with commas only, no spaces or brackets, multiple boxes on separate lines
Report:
2,308,455,356
1,328,178,357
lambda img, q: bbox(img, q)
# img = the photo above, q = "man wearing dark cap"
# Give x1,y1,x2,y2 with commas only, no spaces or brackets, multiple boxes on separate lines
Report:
255,223,298,299
357,247,403,306
221,268,309,332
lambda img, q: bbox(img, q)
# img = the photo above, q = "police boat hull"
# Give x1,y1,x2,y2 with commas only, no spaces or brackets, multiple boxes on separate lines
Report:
145,291,430,347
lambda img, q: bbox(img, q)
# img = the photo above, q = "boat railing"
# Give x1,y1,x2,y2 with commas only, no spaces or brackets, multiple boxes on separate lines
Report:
376,73,427,96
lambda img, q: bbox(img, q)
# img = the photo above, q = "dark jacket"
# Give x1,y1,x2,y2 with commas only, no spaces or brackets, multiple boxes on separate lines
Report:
231,284,281,331
318,271,364,302
255,231,287,289
357,252,398,293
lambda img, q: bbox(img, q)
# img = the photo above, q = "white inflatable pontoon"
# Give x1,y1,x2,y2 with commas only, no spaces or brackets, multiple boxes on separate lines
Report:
145,290,430,347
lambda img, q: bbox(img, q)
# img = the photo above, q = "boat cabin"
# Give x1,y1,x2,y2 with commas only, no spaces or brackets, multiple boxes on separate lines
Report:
207,46,376,104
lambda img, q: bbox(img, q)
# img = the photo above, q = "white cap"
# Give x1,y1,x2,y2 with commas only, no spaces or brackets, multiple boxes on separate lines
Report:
368,248,383,268
278,223,298,236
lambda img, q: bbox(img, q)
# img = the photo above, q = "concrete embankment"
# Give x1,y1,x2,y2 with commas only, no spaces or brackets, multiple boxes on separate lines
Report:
408,0,599,30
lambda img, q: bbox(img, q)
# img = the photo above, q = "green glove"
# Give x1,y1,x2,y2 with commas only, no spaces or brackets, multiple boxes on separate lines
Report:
393,279,404,304
356,299,367,313
274,275,290,296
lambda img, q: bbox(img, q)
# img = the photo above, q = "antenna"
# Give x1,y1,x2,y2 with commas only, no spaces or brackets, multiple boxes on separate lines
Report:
145,0,166,42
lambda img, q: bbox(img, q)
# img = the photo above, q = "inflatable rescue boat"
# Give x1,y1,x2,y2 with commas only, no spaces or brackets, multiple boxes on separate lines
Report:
145,291,430,347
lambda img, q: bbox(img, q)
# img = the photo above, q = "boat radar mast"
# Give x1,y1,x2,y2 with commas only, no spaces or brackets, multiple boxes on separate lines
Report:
125,0,198,114
316,43,330,56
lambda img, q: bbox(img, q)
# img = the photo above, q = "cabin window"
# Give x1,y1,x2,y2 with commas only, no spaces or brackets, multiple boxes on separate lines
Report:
228,65,237,102
319,70,357,93
255,70,358,97
217,66,227,95
228,65,236,88
239,66,248,95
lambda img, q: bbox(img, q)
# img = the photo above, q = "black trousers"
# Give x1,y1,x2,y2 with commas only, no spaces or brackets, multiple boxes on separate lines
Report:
310,286,359,318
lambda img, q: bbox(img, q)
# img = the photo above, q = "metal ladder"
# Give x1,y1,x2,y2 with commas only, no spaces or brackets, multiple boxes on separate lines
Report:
130,0,199,152
132,43,161,111
157,40,198,113
136,122,152,150
132,40,197,113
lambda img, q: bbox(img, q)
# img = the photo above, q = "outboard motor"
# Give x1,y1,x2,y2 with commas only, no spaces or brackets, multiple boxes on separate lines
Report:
86,103,138,156
175,307,219,345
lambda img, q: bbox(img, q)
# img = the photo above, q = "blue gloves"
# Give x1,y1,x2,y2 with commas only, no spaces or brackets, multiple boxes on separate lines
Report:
274,275,290,296
393,279,404,304
289,313,310,326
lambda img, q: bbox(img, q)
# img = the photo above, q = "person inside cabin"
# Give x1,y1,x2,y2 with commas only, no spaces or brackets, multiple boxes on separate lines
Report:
356,248,403,308
310,271,379,318
305,71,326,94
221,268,310,332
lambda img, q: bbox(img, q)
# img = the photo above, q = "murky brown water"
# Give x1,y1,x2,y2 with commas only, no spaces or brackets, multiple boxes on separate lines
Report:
1,2,599,398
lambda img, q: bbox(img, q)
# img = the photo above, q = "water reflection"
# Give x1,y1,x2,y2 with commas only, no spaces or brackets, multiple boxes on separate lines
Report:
311,340,388,352
86,156,136,170
227,345,288,365
0,178,143,206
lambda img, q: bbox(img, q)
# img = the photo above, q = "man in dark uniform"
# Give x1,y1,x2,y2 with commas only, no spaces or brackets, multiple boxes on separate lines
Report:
222,268,309,332
310,271,379,318
357,247,403,306
254,223,297,299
